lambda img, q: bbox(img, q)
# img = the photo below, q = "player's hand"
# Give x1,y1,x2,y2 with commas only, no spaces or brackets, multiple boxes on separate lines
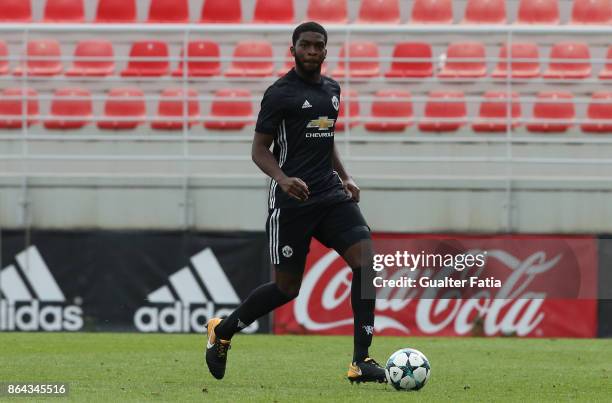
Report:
278,177,310,201
343,177,360,202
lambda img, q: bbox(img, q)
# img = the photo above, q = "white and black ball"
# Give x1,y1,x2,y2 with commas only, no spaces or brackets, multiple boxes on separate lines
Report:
385,348,431,391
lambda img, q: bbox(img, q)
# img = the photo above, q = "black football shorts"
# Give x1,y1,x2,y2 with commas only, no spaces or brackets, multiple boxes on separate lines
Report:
266,199,371,272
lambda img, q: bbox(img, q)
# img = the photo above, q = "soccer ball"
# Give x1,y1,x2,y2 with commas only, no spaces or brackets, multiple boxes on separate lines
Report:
385,348,431,391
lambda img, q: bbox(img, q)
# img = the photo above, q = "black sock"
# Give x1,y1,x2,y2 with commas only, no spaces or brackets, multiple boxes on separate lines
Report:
215,282,294,340
351,267,375,363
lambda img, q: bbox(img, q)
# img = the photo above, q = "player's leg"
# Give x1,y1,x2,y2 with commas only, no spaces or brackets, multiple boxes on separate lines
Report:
313,200,385,383
342,238,376,363
341,238,386,383
205,267,303,379
214,267,303,341
205,207,311,380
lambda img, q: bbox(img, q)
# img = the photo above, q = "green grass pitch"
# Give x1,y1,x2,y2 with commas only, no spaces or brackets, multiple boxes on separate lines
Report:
0,333,610,402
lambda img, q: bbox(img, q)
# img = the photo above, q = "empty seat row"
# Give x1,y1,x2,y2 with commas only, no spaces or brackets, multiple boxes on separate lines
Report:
6,39,612,79
1,0,612,25
0,0,199,23
440,41,594,79
338,90,612,133
0,87,254,130
3,87,612,133
0,39,250,77
329,41,612,79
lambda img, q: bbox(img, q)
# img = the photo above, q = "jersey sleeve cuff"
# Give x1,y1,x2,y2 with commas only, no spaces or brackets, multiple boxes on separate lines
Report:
255,125,276,136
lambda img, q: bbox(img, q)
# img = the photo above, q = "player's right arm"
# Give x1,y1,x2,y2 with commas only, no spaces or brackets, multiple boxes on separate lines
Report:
251,133,309,202
253,85,309,202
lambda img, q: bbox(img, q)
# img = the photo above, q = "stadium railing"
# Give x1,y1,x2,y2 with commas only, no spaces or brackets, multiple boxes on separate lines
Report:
2,23,612,230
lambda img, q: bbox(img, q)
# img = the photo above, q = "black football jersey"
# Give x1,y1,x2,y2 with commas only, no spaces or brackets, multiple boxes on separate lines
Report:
255,68,350,209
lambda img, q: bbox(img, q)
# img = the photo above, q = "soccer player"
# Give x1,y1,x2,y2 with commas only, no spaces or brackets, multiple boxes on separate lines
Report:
205,22,385,384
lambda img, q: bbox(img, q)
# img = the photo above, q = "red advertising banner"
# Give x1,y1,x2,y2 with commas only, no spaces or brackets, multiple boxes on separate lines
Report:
274,235,598,338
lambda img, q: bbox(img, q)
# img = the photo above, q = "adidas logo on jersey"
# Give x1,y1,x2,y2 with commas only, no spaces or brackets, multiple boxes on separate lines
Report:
0,246,83,331
133,248,258,334
302,100,312,109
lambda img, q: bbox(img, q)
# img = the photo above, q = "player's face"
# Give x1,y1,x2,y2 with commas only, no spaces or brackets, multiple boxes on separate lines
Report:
291,32,327,73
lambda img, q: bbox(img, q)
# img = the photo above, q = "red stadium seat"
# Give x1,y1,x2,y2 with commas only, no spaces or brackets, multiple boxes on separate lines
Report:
543,42,591,79
253,0,294,23
172,41,221,77
581,92,612,133
411,0,453,24
357,0,401,24
14,39,63,76
0,0,32,22
0,88,38,129
224,40,274,77
438,42,487,78
66,39,114,77
152,88,199,130
201,0,242,23
148,0,189,23
571,0,612,24
45,88,92,130
491,42,540,78
463,0,506,24
517,0,559,24
121,41,169,77
598,46,612,79
527,91,574,133
307,0,348,23
472,91,521,132
43,0,84,23
0,41,8,75
204,89,253,130
98,88,146,130
95,0,136,23
365,90,412,132
419,91,466,132
332,41,380,78
336,90,360,131
385,42,433,78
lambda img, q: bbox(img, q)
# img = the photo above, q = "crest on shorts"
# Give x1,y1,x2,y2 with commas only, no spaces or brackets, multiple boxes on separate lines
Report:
282,245,293,258
331,95,339,111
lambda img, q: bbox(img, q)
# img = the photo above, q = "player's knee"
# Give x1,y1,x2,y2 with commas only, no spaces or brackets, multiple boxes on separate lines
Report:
276,280,301,300
343,237,374,270
275,273,301,300
351,256,374,274
362,250,375,270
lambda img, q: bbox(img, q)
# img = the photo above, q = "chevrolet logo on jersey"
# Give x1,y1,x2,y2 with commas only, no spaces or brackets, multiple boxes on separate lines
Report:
307,116,336,131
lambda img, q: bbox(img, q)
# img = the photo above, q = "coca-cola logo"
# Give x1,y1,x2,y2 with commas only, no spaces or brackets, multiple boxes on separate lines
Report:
293,238,593,336
295,250,410,333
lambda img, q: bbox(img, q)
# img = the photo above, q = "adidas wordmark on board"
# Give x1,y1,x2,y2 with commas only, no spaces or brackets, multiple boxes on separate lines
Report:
0,246,83,331
134,248,258,334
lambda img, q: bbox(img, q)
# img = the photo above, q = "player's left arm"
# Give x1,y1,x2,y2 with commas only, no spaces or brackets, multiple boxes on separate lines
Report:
332,143,360,202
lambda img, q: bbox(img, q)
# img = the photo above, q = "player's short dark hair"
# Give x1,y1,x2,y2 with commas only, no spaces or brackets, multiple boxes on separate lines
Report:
292,22,327,46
